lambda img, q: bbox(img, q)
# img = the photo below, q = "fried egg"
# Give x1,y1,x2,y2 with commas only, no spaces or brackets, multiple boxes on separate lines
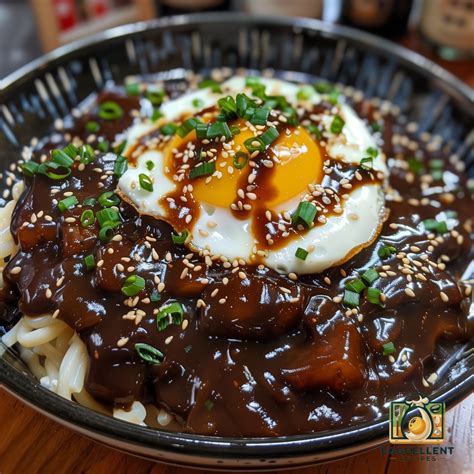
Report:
117,77,386,274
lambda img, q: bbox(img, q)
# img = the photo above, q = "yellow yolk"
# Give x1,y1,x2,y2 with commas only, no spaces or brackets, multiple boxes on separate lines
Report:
177,124,323,209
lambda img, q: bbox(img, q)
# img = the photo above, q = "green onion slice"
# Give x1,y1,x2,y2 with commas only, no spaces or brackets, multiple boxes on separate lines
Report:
172,230,189,245
361,268,379,286
146,160,155,170
192,98,204,109
125,82,140,96
378,245,396,259
98,225,115,243
84,254,96,271
38,162,72,180
176,117,202,138
85,121,100,133
367,287,384,307
422,218,448,234
51,149,74,168
292,201,317,228
98,101,124,120
145,89,165,106
151,108,162,122
198,79,221,92
80,209,95,227
345,279,366,293
259,127,279,146
189,162,215,179
135,343,164,365
96,208,120,227
121,274,146,296
360,158,373,170
382,341,395,356
98,140,109,153
83,197,97,207
79,144,95,164
160,123,178,136
58,196,78,212
139,173,153,192
244,137,264,153
98,191,120,208
295,247,308,260
343,289,360,308
156,302,184,331
20,161,40,177
206,121,232,140
114,155,128,177
330,115,345,134
296,86,314,101
233,151,248,170
366,147,378,158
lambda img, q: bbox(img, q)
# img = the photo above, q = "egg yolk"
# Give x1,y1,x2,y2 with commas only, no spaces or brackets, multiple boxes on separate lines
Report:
186,124,322,209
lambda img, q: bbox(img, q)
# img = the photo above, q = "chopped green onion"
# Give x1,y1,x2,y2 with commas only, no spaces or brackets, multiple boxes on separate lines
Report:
192,98,204,109
51,149,74,168
367,287,384,307
98,191,120,208
139,173,153,192
366,147,378,158
114,140,127,155
156,302,184,331
125,82,140,96
58,196,78,212
160,123,178,136
295,247,308,260
122,274,146,297
429,159,444,170
176,117,202,138
259,127,279,147
292,201,317,228
83,197,97,207
382,341,395,356
98,225,115,242
85,120,100,133
314,82,333,94
230,125,241,136
83,254,96,271
150,290,161,302
38,162,72,180
296,86,314,101
98,140,109,153
407,157,424,175
98,101,124,120
233,151,248,169
245,76,262,87
146,160,155,170
80,209,95,227
244,136,264,153
328,90,340,105
343,289,360,307
218,96,237,117
20,161,40,177
151,108,162,122
189,162,215,179
145,89,165,106
371,121,382,133
171,230,188,245
378,245,396,259
206,121,232,140
114,155,128,177
135,343,163,364
250,107,270,126
63,144,79,159
330,115,345,134
345,279,366,293
204,399,214,411
423,219,448,234
360,158,373,170
361,268,379,286
96,208,120,227
306,124,322,140
79,144,95,164
198,79,221,93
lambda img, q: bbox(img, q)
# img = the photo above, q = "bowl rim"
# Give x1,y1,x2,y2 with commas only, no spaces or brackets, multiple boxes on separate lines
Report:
0,12,473,461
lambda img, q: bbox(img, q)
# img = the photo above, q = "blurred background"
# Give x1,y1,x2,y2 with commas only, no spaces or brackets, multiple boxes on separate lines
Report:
0,0,473,84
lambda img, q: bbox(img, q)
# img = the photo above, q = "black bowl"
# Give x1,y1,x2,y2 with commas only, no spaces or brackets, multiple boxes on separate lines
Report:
0,13,473,470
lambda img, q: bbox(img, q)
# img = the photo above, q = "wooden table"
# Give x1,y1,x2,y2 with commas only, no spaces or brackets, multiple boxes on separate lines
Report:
0,29,472,474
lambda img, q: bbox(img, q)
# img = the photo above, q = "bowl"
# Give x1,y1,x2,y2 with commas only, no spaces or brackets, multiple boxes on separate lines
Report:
0,13,473,470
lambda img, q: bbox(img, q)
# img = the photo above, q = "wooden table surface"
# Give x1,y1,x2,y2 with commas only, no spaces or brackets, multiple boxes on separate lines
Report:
0,29,473,474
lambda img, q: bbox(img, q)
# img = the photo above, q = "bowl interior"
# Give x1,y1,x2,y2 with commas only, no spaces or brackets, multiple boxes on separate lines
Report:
0,13,473,469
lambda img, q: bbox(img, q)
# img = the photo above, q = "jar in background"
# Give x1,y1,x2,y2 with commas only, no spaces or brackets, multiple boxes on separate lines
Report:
419,0,474,60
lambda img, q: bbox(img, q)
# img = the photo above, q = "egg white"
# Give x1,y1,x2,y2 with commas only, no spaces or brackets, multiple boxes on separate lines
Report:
118,76,386,274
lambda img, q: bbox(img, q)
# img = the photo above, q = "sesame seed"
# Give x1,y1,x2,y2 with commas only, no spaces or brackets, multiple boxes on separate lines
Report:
218,298,226,304
196,299,206,308
404,288,415,297
10,266,22,275
439,291,449,303
288,272,298,281
52,309,60,318
165,336,174,345
117,337,129,347
182,319,189,330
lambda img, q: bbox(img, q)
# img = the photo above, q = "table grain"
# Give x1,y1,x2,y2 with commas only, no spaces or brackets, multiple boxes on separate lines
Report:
0,29,472,474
